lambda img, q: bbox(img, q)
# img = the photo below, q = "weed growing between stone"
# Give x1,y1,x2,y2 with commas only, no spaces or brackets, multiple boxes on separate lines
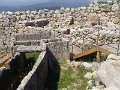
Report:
45,60,92,90
58,60,92,90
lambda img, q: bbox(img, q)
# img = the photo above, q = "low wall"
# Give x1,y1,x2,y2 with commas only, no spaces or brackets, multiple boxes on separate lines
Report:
17,51,48,90
14,31,53,41
16,47,61,90
13,38,70,60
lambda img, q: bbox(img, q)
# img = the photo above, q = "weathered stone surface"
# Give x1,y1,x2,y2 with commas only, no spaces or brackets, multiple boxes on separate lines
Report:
104,86,120,90
87,80,95,89
15,31,53,41
0,53,26,90
84,72,93,79
67,16,74,25
25,19,49,27
112,3,120,12
94,54,120,89
107,54,120,61
17,45,45,53
17,52,48,90
0,39,3,48
56,28,70,34
47,39,69,60
111,17,119,24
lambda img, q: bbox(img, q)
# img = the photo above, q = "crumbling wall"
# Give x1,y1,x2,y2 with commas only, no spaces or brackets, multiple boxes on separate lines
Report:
13,37,70,60
1,37,70,90
17,51,48,90
16,39,69,90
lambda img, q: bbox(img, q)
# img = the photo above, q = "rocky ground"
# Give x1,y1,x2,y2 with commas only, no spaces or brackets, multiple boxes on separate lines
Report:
0,3,120,57
0,2,120,90
57,54,120,90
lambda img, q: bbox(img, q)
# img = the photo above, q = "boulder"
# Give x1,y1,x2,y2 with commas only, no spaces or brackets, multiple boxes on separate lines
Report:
84,72,93,79
56,28,70,34
94,59,120,89
88,14,97,26
106,54,120,61
21,15,26,20
112,3,120,12
83,62,92,68
25,19,49,27
87,80,95,89
66,16,74,25
92,62,100,71
54,10,60,14
111,17,119,24
65,8,70,12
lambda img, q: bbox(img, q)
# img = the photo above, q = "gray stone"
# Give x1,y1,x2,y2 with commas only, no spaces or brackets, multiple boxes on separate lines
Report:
112,3,120,12
94,57,120,89
84,72,93,79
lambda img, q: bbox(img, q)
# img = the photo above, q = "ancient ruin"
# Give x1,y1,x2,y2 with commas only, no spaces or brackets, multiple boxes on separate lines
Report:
0,0,120,90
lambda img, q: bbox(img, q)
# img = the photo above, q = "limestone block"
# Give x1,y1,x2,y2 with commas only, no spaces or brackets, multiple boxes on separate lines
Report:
95,60,120,89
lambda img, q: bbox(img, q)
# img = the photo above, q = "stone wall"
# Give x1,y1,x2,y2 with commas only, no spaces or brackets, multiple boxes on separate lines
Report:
16,46,63,90
17,51,48,90
14,40,41,46
13,37,70,60
14,31,53,42
0,53,26,90
0,37,70,90
16,39,69,90
46,39,69,60
14,38,62,46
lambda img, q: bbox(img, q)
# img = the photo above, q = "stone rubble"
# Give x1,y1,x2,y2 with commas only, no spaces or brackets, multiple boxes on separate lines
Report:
0,2,120,90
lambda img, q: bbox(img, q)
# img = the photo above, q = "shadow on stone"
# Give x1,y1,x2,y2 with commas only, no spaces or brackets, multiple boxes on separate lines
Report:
44,47,60,90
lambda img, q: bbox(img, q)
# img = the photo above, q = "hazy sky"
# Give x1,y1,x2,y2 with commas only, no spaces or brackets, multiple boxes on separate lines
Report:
0,0,108,6
0,0,50,6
